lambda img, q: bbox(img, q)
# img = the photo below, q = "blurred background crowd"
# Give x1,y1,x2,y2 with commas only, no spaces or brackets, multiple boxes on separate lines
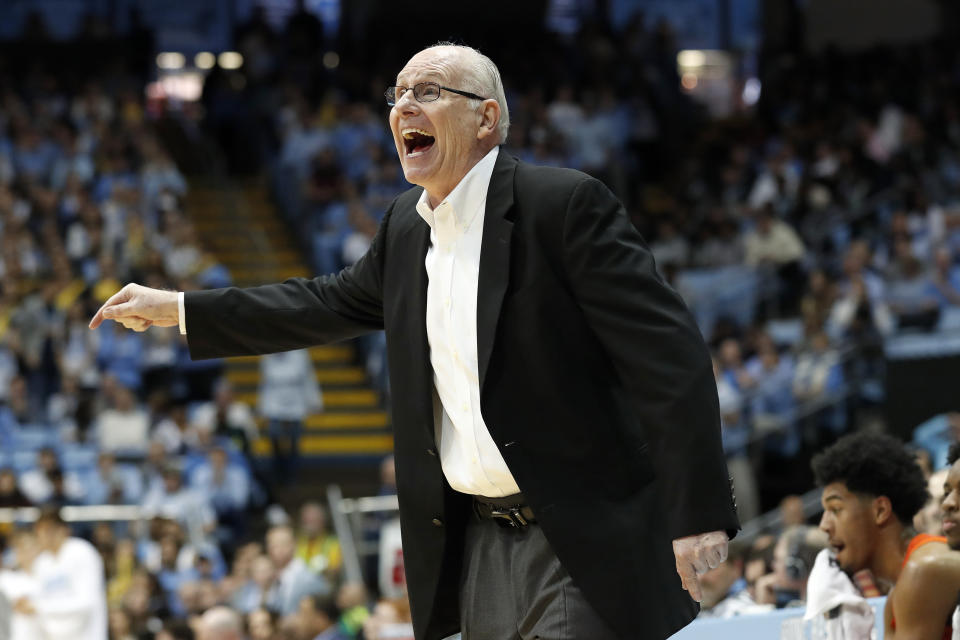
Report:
1,0,960,638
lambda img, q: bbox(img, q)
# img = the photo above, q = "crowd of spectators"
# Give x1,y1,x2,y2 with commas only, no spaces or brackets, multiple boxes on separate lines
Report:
1,497,419,640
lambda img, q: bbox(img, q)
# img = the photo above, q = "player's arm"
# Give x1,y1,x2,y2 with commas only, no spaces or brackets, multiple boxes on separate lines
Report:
887,554,960,640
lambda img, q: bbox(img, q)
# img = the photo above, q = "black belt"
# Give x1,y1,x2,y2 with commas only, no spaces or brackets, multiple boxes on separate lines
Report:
473,493,536,528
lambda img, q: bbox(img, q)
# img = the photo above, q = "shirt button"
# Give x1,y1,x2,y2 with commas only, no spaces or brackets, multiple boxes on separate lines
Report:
444,298,451,308
461,403,468,412
432,518,443,527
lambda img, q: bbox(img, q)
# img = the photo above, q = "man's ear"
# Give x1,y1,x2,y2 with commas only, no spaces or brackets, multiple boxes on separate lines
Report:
873,495,894,527
477,99,501,141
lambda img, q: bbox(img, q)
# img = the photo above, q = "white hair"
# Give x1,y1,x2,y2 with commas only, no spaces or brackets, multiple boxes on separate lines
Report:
199,606,243,640
428,42,511,144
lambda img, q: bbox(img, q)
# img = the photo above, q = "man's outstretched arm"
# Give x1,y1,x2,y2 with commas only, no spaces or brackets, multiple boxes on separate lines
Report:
90,203,394,357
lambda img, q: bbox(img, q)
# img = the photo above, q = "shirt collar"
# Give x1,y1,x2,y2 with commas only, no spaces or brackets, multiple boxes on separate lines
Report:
415,146,500,229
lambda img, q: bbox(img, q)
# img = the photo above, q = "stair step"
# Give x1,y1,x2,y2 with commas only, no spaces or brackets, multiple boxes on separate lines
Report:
252,433,393,455
217,250,301,262
217,260,303,270
229,345,354,364
227,268,313,280
234,389,378,409
227,367,367,385
250,411,388,429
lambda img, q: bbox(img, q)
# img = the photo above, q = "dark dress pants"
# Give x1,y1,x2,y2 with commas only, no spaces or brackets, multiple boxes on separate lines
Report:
459,509,621,640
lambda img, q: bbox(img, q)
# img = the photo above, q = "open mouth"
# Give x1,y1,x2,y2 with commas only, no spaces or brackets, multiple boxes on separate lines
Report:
402,127,435,157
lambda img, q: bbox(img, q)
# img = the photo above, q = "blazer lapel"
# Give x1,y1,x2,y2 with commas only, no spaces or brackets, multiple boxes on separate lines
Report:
477,151,517,394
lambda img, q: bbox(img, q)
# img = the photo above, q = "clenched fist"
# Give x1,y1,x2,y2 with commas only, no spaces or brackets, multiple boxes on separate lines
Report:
89,283,180,333
672,530,729,602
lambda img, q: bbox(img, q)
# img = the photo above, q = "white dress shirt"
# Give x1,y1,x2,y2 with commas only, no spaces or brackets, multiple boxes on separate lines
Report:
416,146,519,498
178,147,519,497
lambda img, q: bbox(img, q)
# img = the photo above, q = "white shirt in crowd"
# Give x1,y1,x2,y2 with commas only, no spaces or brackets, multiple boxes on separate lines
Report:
0,568,44,640
18,470,84,505
95,407,149,454
257,350,322,422
177,146,520,498
31,537,107,640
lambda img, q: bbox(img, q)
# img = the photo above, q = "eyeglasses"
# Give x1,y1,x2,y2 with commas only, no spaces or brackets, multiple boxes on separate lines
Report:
384,82,488,107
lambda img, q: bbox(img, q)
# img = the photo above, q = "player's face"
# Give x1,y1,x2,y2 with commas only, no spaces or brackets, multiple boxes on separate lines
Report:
819,482,877,573
941,461,960,549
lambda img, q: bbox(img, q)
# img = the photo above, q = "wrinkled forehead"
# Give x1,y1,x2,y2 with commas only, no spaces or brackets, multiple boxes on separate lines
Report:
396,48,462,85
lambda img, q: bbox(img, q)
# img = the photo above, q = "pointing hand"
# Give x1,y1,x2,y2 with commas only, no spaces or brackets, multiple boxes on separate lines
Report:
89,283,180,332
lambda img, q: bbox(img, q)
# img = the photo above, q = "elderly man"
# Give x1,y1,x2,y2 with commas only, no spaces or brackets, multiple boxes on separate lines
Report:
197,606,243,640
90,43,738,640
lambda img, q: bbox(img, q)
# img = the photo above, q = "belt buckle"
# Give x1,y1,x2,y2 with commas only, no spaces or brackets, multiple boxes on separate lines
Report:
490,506,528,528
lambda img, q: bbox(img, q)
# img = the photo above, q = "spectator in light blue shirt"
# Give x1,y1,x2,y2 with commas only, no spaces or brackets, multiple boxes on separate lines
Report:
83,452,143,505
190,447,251,544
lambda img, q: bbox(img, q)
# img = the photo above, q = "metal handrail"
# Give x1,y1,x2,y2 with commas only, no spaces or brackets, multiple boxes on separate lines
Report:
0,504,146,524
326,484,381,585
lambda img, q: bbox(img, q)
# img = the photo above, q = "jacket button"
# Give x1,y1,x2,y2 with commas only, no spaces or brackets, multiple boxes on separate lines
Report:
426,448,437,457
432,518,443,527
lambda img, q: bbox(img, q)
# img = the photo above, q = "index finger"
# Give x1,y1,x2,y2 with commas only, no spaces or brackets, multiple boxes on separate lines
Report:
89,286,130,329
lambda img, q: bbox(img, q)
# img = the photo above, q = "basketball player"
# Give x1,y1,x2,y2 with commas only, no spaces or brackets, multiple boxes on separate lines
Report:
937,442,960,639
813,432,960,640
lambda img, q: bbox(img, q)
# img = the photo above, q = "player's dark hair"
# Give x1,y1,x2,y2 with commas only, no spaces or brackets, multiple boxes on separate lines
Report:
948,441,960,466
811,432,929,524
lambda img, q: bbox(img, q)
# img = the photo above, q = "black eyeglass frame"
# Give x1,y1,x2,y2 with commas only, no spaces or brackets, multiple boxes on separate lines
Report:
384,82,488,106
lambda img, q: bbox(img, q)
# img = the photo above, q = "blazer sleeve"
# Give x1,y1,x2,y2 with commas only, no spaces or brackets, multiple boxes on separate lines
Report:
561,177,739,541
184,204,391,360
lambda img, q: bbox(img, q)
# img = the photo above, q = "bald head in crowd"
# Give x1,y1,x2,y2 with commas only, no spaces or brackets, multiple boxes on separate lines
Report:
198,606,243,640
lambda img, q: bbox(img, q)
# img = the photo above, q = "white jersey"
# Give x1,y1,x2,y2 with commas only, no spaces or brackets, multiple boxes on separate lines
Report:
31,538,107,640
0,570,45,640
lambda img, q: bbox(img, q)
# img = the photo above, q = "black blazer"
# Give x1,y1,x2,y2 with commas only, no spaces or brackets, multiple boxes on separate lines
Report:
185,151,739,640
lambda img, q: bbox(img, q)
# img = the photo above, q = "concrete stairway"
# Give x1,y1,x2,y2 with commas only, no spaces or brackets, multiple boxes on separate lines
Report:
184,182,393,461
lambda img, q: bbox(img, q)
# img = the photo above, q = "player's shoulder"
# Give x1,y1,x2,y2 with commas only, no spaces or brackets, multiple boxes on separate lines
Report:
902,541,960,586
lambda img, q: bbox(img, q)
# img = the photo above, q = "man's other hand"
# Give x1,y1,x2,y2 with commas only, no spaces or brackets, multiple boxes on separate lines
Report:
672,530,729,602
89,283,179,332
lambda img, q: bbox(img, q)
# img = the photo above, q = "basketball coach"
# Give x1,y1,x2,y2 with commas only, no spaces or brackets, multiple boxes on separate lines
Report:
91,43,739,640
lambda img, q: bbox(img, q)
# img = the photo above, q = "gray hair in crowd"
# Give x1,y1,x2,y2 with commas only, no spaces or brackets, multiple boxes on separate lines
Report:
428,41,511,144
198,606,243,640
